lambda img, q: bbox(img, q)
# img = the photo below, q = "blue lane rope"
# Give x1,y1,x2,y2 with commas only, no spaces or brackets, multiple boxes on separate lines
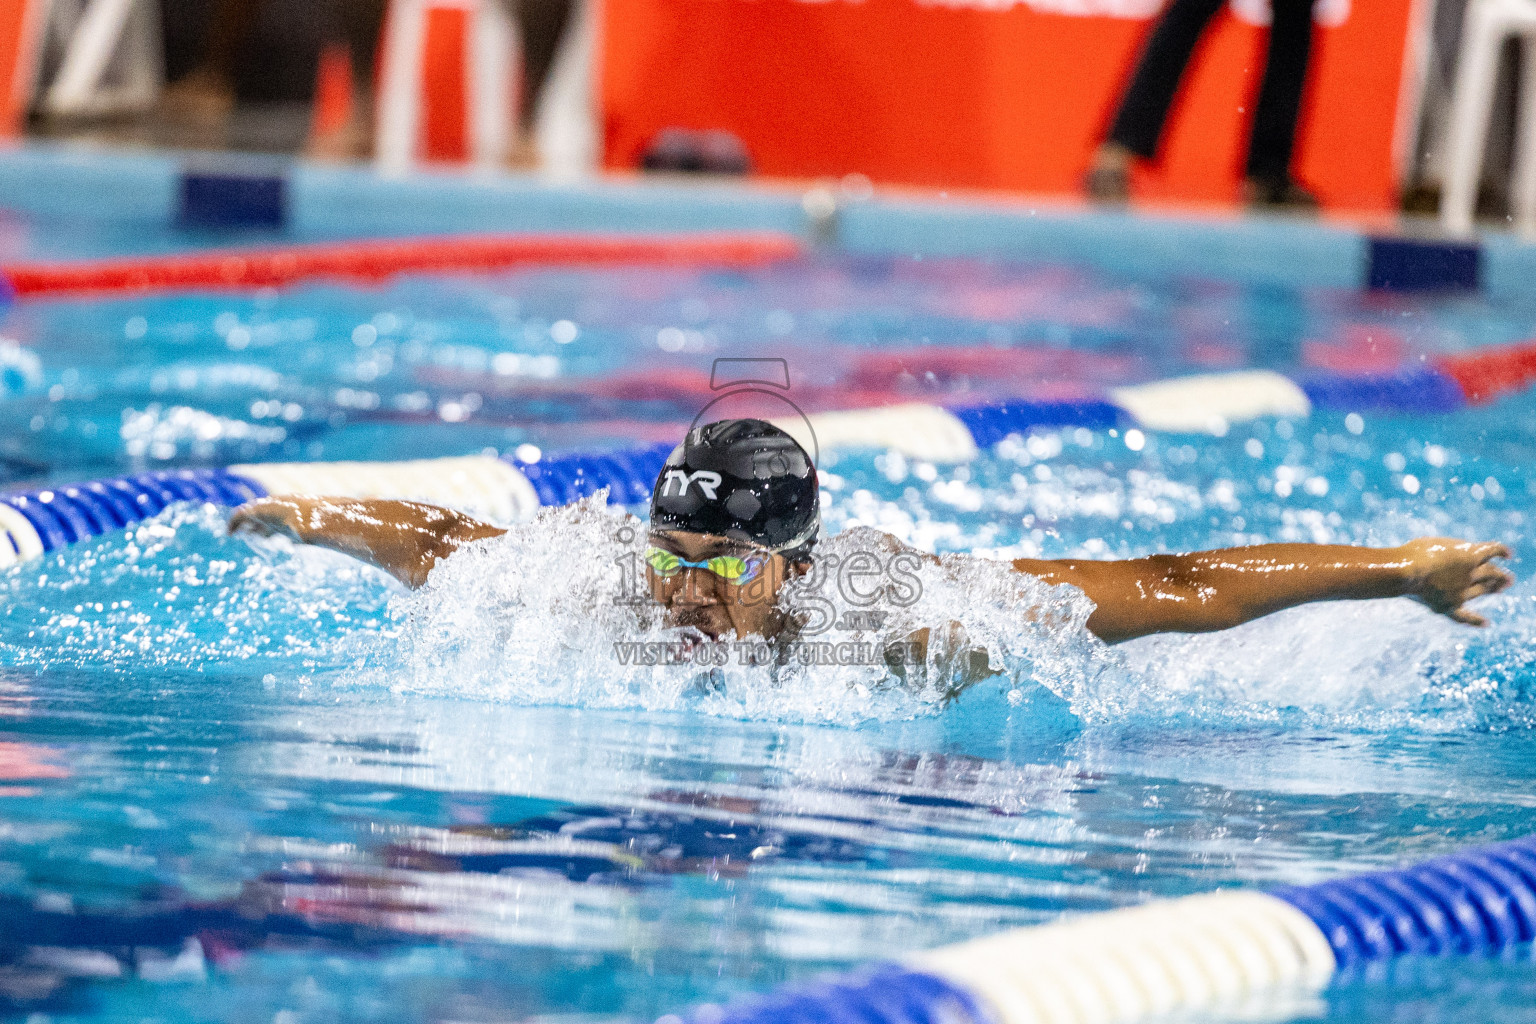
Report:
666,964,993,1024
507,443,673,507
1298,365,1467,415
948,400,1123,448
0,469,267,554
1270,834,1536,968
0,360,1491,559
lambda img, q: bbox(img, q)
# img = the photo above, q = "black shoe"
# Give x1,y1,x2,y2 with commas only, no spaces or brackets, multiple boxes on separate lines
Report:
1085,163,1130,204
1243,176,1319,211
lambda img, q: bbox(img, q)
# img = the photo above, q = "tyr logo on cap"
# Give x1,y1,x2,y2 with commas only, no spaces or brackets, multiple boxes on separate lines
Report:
661,469,723,499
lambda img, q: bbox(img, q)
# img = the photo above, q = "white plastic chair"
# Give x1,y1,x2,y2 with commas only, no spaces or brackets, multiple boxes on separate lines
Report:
375,0,518,175
33,0,162,119
532,0,598,180
1441,0,1536,236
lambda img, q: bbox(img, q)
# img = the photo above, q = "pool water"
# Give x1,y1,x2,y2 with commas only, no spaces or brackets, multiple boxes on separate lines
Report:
4,221,1536,1023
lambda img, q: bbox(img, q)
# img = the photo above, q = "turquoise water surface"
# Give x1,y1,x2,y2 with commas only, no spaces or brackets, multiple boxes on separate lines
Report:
2,210,1536,1023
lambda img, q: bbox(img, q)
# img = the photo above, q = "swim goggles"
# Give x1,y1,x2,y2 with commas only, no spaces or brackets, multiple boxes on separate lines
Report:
645,516,821,585
645,546,766,584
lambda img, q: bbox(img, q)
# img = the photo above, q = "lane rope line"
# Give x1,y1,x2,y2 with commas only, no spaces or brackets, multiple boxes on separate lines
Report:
232,455,540,526
0,232,805,299
656,833,1536,1024
8,346,1536,560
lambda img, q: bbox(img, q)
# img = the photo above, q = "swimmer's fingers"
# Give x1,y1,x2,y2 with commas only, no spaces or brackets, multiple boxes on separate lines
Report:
1454,567,1514,612
1470,562,1515,594
228,499,303,541
1469,541,1513,571
227,506,274,537
1441,564,1514,626
1409,538,1516,624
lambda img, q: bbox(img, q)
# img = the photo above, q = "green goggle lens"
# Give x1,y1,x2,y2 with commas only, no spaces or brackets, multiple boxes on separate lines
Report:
645,548,681,576
645,547,761,583
705,556,751,580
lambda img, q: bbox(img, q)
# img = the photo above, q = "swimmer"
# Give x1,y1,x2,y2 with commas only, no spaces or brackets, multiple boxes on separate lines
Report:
228,419,1514,647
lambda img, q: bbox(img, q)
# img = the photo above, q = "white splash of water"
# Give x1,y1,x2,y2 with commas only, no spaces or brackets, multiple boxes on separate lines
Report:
0,504,394,672
1066,589,1536,732
374,495,1101,725
4,494,1531,732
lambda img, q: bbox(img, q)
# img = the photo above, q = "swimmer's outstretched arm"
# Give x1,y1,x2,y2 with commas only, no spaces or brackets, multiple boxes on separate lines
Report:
228,496,504,588
1014,538,1513,644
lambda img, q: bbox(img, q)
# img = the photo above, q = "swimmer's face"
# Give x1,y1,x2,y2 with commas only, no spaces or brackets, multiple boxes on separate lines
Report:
646,530,806,640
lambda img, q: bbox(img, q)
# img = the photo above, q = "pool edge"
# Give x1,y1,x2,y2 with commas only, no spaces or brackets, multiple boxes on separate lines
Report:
3,143,1535,295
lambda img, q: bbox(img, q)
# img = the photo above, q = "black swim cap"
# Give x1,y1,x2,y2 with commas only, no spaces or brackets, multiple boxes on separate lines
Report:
649,419,819,561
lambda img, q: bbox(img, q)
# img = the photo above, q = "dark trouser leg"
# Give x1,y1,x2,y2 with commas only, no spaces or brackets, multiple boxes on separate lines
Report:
192,0,264,83
506,0,573,133
334,0,386,95
1107,0,1227,158
1245,0,1318,181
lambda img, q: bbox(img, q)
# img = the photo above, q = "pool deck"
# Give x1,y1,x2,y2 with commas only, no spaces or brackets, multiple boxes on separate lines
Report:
0,142,1532,299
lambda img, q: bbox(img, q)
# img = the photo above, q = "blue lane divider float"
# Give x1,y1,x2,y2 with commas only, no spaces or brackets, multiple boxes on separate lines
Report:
511,443,674,507
1271,834,1536,966
656,964,993,1024
0,355,1507,563
950,400,1123,449
656,833,1536,1024
0,469,268,564
0,446,679,561
1297,365,1468,416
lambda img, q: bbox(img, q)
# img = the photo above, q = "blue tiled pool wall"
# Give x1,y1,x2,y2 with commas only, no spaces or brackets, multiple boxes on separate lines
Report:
2,145,1532,297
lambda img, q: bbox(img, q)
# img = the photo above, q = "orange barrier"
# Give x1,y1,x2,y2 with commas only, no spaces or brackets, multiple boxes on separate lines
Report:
308,43,357,149
0,0,43,139
421,5,471,163
601,1,1418,211
0,232,805,299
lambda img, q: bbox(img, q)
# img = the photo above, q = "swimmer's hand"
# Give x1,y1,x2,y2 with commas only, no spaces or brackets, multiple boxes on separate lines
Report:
888,623,999,702
227,497,306,541
1403,537,1514,626
228,496,504,588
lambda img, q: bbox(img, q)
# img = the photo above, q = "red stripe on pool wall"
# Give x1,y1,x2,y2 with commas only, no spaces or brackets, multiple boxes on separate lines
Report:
0,233,805,299
1434,340,1536,404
